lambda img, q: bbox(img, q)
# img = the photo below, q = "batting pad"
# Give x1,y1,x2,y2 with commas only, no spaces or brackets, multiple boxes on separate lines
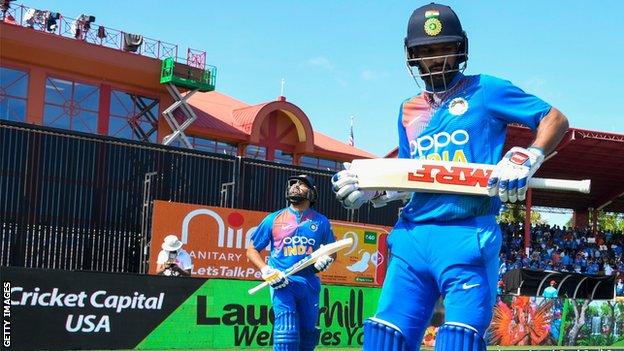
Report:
434,322,486,351
363,317,408,351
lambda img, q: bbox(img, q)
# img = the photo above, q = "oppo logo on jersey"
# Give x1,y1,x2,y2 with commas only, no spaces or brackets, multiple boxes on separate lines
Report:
283,236,315,246
282,236,315,257
407,164,492,187
410,129,470,161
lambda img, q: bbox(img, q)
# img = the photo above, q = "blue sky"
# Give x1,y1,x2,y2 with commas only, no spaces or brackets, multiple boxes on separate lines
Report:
22,1,623,224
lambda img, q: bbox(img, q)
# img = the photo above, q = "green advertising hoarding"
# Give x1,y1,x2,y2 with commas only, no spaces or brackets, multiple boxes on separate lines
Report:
138,280,381,349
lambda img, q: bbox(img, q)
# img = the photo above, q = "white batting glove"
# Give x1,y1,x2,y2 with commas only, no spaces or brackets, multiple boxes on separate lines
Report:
261,266,289,289
487,146,545,203
369,191,412,208
331,167,375,210
313,254,334,273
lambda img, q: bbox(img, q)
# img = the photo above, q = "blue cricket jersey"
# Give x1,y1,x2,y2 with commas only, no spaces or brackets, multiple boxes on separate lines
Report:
251,207,335,278
398,73,552,222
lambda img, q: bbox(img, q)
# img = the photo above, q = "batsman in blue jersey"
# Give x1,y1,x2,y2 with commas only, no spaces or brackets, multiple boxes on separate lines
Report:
247,174,336,351
332,3,569,351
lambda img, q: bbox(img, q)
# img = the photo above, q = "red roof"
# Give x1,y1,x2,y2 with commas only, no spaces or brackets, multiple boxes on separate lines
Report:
313,132,376,159
183,91,375,159
384,125,624,212
504,125,624,213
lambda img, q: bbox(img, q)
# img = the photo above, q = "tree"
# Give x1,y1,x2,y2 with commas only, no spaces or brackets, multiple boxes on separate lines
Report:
568,211,624,231
498,203,545,224
597,211,624,232
567,299,590,345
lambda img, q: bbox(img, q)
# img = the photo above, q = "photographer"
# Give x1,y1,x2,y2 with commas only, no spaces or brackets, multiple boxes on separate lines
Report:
156,234,193,277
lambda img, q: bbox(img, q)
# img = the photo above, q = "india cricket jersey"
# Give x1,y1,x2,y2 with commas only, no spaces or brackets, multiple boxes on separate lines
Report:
251,207,335,279
397,73,551,222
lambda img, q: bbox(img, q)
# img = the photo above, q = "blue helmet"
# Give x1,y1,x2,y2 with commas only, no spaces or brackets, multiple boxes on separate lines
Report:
404,3,468,92
286,174,318,205
405,3,468,63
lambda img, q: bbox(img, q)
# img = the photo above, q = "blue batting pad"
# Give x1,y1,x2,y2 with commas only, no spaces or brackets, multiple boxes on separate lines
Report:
274,310,299,351
299,327,320,351
363,317,409,351
434,322,486,351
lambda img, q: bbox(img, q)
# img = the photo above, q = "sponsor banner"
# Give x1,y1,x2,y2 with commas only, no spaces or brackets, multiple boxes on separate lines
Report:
149,202,267,280
424,295,624,348
318,222,386,286
0,266,204,351
149,201,390,286
138,279,382,349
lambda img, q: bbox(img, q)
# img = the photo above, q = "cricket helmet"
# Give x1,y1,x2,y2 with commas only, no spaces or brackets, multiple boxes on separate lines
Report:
404,3,468,91
286,174,318,205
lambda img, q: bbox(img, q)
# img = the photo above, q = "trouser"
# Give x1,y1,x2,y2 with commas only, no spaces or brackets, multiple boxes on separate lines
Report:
374,215,502,347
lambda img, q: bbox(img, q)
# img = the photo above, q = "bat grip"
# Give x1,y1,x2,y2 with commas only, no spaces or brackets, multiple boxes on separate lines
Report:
248,281,269,295
529,178,591,194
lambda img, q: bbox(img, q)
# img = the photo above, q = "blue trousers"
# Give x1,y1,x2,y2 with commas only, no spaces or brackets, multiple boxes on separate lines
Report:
374,215,502,345
272,276,320,333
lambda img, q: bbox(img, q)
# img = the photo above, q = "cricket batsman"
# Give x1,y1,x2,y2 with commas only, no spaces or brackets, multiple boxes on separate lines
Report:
331,3,569,350
246,174,336,351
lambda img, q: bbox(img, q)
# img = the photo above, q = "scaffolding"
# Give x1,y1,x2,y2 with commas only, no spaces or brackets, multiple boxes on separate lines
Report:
160,56,217,147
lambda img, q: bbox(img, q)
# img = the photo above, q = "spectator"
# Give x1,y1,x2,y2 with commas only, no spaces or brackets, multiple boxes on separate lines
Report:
604,260,614,275
156,234,193,276
616,277,624,297
543,280,558,298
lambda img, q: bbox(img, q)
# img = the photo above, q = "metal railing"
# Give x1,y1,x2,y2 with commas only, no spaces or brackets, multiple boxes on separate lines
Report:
1,3,208,68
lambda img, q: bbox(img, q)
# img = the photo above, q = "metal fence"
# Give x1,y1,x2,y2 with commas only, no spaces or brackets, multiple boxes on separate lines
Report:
0,120,401,273
1,3,210,68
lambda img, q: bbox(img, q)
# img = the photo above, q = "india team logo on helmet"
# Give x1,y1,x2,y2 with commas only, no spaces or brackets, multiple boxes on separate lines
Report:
424,10,442,36
404,3,469,93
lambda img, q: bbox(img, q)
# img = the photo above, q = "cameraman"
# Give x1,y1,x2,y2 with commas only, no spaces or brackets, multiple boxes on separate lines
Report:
156,234,193,277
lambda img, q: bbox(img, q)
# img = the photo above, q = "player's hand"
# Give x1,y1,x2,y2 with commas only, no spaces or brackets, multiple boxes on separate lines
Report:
487,146,544,203
261,266,289,289
313,254,334,273
331,166,375,210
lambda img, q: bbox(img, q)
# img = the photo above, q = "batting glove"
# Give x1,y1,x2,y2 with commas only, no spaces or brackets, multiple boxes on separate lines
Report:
260,266,289,289
313,254,334,273
331,167,375,210
487,146,545,203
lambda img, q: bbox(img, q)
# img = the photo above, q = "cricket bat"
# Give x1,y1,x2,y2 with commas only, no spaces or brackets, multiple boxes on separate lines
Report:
247,237,354,295
349,158,591,195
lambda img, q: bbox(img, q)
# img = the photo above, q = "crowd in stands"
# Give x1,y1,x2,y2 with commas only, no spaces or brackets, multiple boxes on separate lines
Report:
497,223,624,296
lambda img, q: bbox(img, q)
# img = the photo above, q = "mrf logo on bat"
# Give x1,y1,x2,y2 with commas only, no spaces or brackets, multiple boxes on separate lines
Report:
407,164,492,187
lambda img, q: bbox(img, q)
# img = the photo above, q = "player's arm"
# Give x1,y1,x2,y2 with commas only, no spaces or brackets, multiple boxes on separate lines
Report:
246,241,268,270
484,76,570,203
246,240,288,289
247,216,289,289
528,107,569,154
487,107,569,203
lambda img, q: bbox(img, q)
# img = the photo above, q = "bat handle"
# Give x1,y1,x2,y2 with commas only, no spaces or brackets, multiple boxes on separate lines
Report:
529,178,591,194
248,281,269,295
